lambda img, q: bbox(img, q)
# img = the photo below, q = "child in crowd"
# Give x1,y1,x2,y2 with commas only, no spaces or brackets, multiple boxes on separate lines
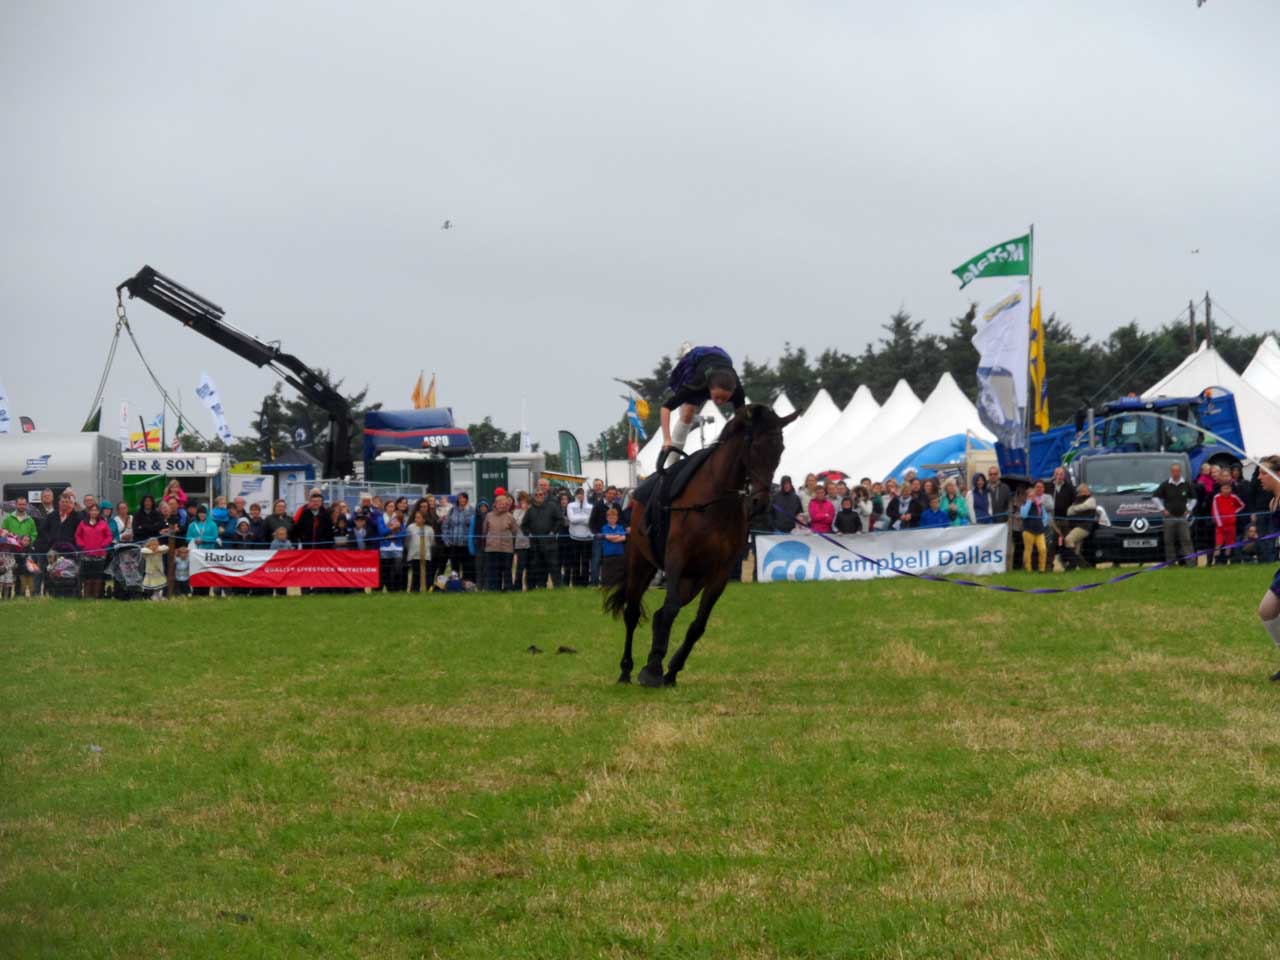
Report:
1241,524,1261,564
173,546,191,596
0,546,15,599
269,526,294,596
599,506,627,585
332,514,351,549
920,495,949,530
1212,479,1246,565
211,496,230,533
140,539,169,599
834,496,862,534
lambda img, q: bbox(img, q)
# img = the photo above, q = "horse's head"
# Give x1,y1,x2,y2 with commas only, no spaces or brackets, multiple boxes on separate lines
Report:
724,404,800,517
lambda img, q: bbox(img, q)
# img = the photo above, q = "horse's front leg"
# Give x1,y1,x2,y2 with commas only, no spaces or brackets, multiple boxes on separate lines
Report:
664,574,728,686
638,571,694,688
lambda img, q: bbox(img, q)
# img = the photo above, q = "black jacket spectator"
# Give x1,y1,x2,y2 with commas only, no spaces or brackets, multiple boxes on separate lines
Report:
40,508,83,551
133,504,165,543
520,498,564,537
1050,479,1076,525
1156,479,1195,518
834,508,862,534
292,505,334,548
771,483,803,533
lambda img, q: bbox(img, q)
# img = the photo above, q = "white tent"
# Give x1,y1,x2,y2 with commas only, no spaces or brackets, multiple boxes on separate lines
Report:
1243,335,1280,405
772,392,796,418
777,385,879,479
826,379,922,478
1144,341,1280,458
778,389,840,460
858,372,994,481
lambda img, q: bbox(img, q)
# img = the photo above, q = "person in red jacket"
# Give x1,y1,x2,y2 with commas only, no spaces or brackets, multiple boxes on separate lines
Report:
806,485,836,535
1212,479,1246,565
75,503,114,599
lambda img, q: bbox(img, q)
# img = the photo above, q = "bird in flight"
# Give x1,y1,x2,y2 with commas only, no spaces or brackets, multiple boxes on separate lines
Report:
441,220,453,230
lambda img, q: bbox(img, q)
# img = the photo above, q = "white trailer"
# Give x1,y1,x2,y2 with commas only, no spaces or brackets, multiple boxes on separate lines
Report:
0,433,123,507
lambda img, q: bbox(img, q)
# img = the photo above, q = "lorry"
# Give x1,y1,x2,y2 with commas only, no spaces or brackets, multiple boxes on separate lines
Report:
0,433,122,508
998,389,1244,481
1072,451,1192,565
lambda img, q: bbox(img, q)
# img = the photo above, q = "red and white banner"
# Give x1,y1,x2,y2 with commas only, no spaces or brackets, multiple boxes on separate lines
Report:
190,549,380,589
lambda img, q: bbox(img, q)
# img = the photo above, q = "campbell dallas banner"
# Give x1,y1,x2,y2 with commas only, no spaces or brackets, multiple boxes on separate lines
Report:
756,525,1007,583
190,548,379,589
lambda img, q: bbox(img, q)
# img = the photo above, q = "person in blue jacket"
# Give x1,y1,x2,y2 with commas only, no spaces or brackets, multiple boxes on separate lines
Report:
919,495,949,529
185,504,221,549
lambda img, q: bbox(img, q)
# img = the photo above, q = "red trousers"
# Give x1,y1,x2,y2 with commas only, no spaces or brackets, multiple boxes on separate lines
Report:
1215,523,1237,549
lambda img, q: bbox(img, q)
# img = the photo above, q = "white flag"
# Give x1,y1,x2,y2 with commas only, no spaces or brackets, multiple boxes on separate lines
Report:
971,276,1030,451
0,378,10,434
118,401,130,448
196,373,234,444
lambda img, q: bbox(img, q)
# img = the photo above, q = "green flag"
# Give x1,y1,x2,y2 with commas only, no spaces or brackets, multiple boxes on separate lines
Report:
558,430,582,475
952,234,1031,289
81,405,102,432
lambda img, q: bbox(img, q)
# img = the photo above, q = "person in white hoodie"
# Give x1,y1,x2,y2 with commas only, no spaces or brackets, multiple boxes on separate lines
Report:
566,488,594,587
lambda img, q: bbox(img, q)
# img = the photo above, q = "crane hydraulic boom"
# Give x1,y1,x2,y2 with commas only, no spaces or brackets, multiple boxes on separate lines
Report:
116,265,354,477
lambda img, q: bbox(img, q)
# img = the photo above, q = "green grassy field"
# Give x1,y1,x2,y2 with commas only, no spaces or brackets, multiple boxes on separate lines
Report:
3,567,1279,958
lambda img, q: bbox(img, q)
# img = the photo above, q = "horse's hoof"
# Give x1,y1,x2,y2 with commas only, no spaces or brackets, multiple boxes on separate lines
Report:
616,673,631,684
663,675,677,687
637,667,665,688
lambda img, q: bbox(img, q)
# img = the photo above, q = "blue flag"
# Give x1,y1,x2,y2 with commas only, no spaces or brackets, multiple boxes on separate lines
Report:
626,397,647,440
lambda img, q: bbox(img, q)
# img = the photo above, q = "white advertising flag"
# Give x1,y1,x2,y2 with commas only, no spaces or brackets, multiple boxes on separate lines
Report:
0,378,10,434
971,276,1031,451
117,401,130,448
756,525,1007,583
196,373,234,444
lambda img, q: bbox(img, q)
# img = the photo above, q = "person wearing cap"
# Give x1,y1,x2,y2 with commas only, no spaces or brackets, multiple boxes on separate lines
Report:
770,476,803,533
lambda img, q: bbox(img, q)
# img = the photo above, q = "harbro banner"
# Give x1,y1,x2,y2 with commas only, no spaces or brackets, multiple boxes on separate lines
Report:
190,549,379,588
756,526,1006,583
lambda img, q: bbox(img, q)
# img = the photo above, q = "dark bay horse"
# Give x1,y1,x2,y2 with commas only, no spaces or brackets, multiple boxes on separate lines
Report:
604,404,798,687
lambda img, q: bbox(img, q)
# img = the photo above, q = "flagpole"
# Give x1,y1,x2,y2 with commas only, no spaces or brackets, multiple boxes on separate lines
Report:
1023,222,1035,471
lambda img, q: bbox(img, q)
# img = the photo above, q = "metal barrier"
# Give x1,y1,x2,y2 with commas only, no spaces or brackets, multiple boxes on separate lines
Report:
283,479,432,513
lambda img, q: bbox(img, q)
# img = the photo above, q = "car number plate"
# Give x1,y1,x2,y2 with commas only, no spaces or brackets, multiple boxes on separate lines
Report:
1125,538,1158,548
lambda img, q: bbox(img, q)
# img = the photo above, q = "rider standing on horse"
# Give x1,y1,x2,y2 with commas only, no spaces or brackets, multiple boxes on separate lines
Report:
658,344,746,470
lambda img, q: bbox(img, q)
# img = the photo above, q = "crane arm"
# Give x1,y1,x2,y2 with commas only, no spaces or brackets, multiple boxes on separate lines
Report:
117,265,354,477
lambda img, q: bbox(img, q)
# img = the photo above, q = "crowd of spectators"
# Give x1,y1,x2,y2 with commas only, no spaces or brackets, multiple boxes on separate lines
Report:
3,459,1274,598
0,477,633,599
768,460,1277,573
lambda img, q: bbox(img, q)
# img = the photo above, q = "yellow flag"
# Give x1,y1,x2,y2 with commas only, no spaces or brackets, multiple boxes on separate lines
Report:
411,372,426,409
423,373,436,408
635,397,650,420
1029,288,1050,432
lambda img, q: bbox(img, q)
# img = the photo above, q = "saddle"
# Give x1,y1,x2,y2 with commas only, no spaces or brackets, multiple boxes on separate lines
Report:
635,446,717,569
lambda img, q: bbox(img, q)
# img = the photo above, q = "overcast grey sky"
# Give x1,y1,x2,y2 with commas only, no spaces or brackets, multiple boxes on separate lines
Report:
3,1,1276,453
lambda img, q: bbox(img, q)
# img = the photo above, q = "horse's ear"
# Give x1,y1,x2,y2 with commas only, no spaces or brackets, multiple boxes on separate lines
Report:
778,410,800,427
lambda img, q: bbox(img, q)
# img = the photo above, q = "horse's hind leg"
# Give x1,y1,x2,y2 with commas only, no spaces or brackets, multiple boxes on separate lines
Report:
618,552,656,684
638,572,697,689
664,574,728,686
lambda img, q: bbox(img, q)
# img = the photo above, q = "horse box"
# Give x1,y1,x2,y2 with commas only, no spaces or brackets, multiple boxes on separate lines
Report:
0,432,123,508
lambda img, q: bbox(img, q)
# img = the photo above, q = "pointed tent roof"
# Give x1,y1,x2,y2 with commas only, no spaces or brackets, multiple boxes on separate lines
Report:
779,389,840,456
1243,335,1280,405
777,385,879,480
825,379,922,477
860,373,994,480
1143,342,1280,458
772,392,796,418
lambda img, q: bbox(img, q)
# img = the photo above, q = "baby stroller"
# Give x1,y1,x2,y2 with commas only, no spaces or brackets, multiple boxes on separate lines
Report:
45,542,81,599
107,542,145,601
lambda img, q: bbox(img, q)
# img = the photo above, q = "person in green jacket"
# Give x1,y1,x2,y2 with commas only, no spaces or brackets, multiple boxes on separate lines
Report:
2,496,39,597
940,478,971,527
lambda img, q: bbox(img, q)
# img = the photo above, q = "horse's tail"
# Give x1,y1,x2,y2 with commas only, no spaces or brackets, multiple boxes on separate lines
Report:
601,549,646,622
